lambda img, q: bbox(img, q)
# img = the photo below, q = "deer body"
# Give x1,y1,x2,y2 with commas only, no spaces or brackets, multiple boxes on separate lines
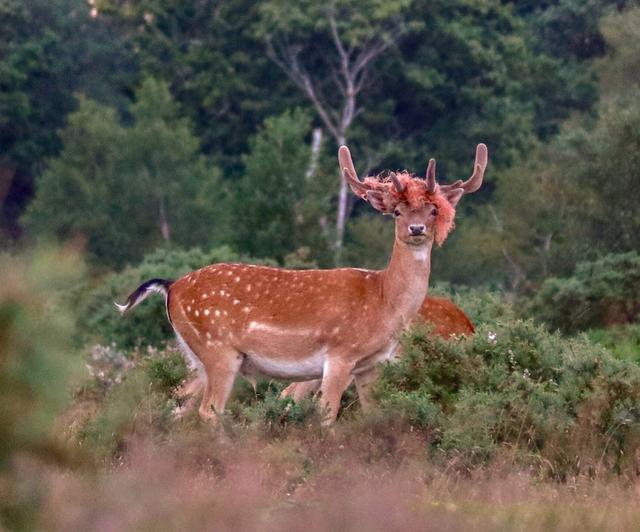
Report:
281,295,475,402
118,143,487,424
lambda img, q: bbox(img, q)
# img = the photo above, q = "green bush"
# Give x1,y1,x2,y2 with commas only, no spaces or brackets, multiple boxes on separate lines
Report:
76,246,271,348
374,319,640,476
588,324,640,364
430,283,516,326
527,252,640,333
0,248,84,528
79,349,188,460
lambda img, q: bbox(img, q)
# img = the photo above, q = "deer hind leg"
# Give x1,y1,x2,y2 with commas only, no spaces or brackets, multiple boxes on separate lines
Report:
198,347,243,423
354,366,380,412
280,379,322,402
173,374,205,417
318,359,355,426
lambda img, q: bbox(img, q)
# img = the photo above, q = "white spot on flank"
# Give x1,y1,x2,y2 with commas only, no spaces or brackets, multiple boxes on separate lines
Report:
194,310,200,317
246,284,252,292
235,276,241,282
206,332,211,339
220,290,226,296
215,310,221,317
242,306,250,313
204,309,210,316
186,306,192,312
233,299,240,305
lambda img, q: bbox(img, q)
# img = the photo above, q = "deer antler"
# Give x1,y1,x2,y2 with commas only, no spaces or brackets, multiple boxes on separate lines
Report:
426,159,436,193
439,144,488,194
390,172,405,193
339,146,370,199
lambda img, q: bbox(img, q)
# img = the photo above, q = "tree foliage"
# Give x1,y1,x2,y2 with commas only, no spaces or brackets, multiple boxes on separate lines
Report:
23,79,228,268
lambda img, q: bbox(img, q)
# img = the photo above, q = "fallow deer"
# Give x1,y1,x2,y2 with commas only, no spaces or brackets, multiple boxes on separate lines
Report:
116,143,487,425
280,295,475,402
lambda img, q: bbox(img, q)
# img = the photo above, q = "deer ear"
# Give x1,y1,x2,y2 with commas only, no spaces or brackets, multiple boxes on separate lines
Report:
444,188,464,207
366,190,396,213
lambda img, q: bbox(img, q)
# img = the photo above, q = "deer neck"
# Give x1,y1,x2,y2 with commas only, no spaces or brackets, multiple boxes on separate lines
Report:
380,238,432,325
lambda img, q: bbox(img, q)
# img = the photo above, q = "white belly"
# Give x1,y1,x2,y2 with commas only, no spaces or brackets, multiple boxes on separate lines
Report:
244,348,327,380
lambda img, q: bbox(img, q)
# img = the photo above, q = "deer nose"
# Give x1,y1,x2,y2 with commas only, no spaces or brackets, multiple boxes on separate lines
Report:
409,224,426,236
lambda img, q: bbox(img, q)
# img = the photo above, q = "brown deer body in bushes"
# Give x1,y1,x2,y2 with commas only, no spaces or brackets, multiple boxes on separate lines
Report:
280,295,475,403
116,144,487,425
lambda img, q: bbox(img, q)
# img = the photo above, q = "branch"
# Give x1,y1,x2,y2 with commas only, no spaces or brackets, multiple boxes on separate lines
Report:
327,6,351,83
266,38,340,140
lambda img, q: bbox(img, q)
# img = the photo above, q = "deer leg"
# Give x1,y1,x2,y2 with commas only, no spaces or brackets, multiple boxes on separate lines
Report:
354,366,381,412
173,374,205,417
280,379,322,402
198,347,243,423
318,359,355,426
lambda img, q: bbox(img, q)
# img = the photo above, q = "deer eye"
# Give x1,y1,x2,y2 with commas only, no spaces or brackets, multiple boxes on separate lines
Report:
431,207,438,216
393,210,401,218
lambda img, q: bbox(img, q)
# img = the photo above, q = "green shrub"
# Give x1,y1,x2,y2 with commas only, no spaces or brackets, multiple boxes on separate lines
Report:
430,283,515,326
587,324,640,364
527,251,640,333
374,319,640,476
79,349,188,460
227,379,322,436
76,246,271,348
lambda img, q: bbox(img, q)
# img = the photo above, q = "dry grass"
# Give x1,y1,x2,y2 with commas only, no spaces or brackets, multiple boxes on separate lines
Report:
32,425,640,532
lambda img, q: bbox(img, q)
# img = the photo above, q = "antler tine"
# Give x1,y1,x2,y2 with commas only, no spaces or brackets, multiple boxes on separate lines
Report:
439,144,488,194
390,172,405,193
426,158,436,193
339,145,372,199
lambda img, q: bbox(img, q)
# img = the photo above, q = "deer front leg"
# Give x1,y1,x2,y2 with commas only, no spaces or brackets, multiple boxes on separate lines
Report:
319,359,355,426
198,347,243,423
354,366,381,412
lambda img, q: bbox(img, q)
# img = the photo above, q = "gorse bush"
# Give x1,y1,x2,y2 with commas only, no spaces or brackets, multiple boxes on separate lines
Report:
76,246,271,348
588,324,640,365
430,283,515,326
374,319,640,476
527,251,640,333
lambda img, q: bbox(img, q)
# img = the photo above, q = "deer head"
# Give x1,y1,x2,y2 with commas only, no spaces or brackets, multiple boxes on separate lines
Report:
339,144,488,246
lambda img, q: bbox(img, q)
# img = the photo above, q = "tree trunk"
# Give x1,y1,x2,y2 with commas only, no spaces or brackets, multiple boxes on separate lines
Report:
306,128,323,180
334,133,348,264
159,195,171,242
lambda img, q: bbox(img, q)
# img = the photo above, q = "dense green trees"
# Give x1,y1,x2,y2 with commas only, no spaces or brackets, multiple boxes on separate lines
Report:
2,0,639,291
0,0,134,238
23,79,227,267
